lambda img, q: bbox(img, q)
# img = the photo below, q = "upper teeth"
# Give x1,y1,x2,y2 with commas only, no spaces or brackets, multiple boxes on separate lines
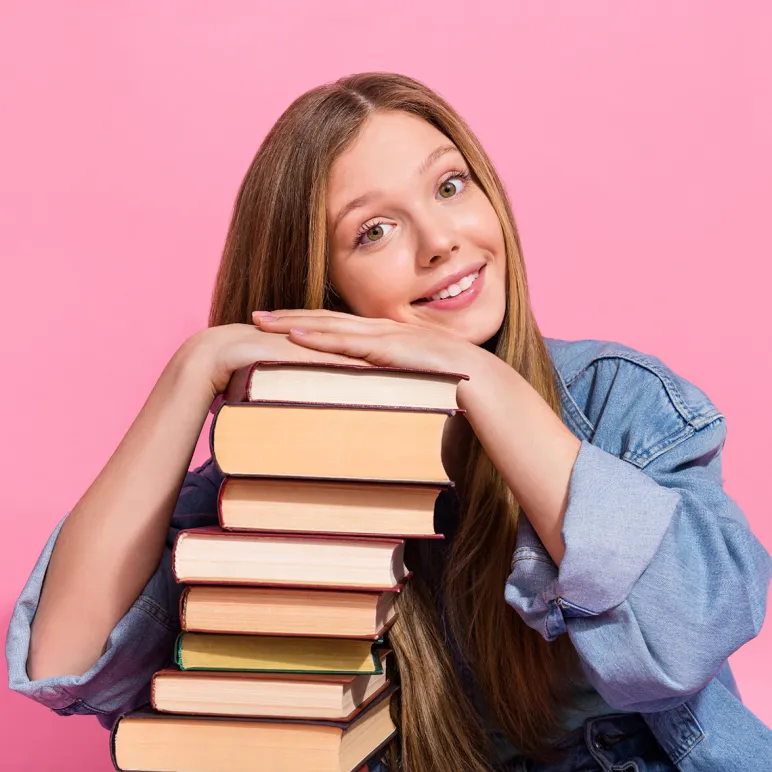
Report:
430,270,479,301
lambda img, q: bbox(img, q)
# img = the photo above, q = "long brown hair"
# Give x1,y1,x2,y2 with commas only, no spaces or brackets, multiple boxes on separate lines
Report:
209,72,584,770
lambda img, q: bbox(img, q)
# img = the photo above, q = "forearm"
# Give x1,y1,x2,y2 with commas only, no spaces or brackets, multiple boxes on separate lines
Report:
457,346,581,566
29,344,214,680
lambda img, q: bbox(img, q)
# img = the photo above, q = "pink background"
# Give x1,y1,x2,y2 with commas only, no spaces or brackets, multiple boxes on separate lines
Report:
2,2,770,769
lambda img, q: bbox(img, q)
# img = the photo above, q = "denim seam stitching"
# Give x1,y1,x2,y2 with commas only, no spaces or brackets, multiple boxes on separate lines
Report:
635,414,725,470
668,702,706,763
554,365,595,439
511,555,555,567
562,352,721,427
622,422,694,468
134,596,178,632
555,597,597,615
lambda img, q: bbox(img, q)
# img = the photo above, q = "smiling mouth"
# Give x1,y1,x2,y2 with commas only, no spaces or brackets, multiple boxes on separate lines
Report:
412,265,485,305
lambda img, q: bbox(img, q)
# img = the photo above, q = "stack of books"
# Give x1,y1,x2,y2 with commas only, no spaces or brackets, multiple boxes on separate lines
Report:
110,359,467,772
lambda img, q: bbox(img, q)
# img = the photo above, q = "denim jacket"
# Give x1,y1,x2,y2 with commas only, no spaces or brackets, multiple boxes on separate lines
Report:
7,337,772,770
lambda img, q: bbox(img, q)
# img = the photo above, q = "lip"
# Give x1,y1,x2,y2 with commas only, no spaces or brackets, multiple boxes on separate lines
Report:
412,263,486,311
412,261,487,303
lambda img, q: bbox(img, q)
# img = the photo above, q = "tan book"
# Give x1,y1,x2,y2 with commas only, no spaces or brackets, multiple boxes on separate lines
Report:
151,657,390,720
111,685,397,772
217,476,443,537
210,402,457,484
174,632,386,675
224,359,466,409
172,527,409,591
180,585,397,639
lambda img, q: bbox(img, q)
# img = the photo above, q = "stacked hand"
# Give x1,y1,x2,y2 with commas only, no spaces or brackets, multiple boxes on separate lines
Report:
252,308,475,375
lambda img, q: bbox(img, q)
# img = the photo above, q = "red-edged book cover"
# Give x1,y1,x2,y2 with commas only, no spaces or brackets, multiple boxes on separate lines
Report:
219,359,469,407
149,664,393,721
171,526,413,592
110,683,399,772
178,585,399,640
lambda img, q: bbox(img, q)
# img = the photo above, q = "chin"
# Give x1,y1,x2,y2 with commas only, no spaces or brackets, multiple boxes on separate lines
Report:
457,309,506,348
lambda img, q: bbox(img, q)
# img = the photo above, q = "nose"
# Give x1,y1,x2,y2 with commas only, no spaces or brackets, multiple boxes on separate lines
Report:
415,210,460,268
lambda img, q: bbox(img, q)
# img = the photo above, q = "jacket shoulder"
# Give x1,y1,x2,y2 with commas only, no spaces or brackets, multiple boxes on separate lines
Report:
544,337,723,467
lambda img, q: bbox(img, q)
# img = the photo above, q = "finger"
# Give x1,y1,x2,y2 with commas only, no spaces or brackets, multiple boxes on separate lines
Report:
266,308,386,324
286,329,381,361
266,308,357,320
256,314,386,335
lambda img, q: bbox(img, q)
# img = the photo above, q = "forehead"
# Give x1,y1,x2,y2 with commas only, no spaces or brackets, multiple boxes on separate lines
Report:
327,111,456,208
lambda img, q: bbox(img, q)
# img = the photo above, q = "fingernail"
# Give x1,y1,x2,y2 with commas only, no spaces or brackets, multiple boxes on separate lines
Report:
252,310,274,317
255,314,278,322
290,328,306,336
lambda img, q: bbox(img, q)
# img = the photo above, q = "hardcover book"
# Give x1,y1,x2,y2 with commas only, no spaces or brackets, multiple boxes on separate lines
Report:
217,476,445,537
223,359,467,409
172,527,409,591
179,585,397,639
210,401,458,485
174,632,387,675
110,684,398,772
151,659,391,720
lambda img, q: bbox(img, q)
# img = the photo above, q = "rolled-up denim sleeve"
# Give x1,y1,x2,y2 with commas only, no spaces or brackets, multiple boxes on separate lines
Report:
5,459,221,729
505,419,772,713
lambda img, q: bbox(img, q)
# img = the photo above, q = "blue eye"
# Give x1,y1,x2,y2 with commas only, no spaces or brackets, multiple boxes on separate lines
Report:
351,169,472,250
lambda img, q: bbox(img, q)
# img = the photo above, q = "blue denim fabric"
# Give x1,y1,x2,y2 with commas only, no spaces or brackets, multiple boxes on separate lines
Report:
7,337,772,770
368,712,681,771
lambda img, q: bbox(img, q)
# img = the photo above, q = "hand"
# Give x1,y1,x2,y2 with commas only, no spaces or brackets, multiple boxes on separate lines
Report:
252,308,476,375
177,322,371,397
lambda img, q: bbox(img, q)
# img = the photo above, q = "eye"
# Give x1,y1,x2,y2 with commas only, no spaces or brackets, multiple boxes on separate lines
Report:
352,220,395,249
350,169,472,250
438,170,471,199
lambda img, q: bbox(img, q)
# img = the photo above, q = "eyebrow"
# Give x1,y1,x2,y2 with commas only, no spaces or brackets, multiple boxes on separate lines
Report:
332,144,460,233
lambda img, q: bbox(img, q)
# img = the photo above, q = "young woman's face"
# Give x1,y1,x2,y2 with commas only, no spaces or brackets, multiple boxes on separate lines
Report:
326,110,507,345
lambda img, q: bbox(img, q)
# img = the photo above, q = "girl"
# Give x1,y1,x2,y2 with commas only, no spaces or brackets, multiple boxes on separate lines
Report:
8,72,772,772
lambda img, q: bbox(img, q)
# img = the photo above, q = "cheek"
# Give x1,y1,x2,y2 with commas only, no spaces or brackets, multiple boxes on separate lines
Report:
467,200,506,253
332,265,406,318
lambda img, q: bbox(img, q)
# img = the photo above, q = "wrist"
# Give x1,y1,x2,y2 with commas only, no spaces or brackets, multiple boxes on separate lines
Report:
455,343,508,411
166,336,218,405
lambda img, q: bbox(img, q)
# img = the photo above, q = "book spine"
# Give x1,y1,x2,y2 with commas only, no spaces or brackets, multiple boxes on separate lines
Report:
174,633,186,669
170,531,184,583
209,400,224,476
150,671,159,712
368,642,385,675
224,361,255,403
216,476,227,529
179,586,190,631
109,717,122,770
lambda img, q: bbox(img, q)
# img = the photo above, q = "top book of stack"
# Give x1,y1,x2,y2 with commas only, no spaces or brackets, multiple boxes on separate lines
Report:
211,361,468,487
